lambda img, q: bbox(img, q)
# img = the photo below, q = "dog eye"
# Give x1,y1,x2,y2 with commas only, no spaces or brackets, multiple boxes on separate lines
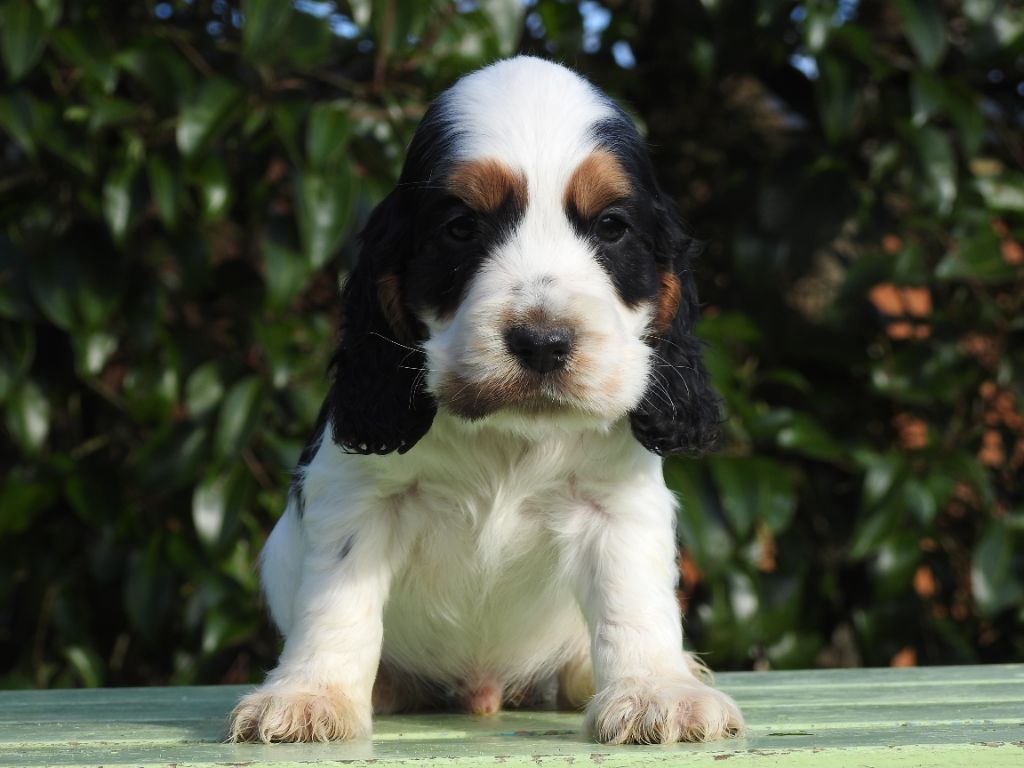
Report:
444,215,477,242
594,214,628,243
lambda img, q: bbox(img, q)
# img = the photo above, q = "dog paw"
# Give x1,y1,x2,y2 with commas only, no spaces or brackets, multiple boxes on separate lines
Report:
228,685,370,743
585,677,744,744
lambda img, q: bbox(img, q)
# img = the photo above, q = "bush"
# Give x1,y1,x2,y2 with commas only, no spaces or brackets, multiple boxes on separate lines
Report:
0,0,1021,687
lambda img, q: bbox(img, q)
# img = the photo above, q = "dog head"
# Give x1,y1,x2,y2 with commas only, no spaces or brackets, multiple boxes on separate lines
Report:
328,57,719,456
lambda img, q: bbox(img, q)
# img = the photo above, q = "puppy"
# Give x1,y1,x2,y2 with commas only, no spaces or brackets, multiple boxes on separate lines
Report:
229,56,744,745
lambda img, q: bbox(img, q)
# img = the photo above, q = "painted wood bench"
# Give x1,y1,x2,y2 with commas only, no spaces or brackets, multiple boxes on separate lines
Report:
2,664,1022,767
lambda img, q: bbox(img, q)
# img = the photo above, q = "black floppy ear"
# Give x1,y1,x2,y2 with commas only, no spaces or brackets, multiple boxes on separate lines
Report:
630,203,721,456
327,192,437,455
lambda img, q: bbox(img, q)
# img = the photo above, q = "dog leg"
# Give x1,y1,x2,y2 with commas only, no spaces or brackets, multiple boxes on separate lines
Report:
229,502,406,742
567,481,744,744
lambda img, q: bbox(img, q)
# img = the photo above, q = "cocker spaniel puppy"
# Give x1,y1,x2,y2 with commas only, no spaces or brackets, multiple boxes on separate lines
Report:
230,56,743,745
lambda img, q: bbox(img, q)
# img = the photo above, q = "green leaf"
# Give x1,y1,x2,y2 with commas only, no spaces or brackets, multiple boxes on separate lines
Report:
50,25,118,92
848,499,905,560
73,330,117,377
753,409,847,462
185,362,225,418
5,380,49,453
242,0,293,60
102,160,137,244
271,101,307,164
910,72,944,126
213,376,263,460
0,236,35,320
26,232,125,331
911,126,957,216
123,545,175,642
1,0,47,81
710,457,797,539
895,0,948,70
136,424,209,491
816,56,858,144
34,0,61,27
147,155,180,229
86,96,138,134
0,89,45,157
972,520,1023,616
936,226,1017,283
263,228,310,309
296,167,356,269
193,155,232,218
0,321,34,401
974,174,1024,212
307,101,354,169
192,470,245,548
0,467,54,533
478,0,526,56
665,459,734,573
63,646,104,688
115,40,194,102
176,79,242,159
281,10,334,70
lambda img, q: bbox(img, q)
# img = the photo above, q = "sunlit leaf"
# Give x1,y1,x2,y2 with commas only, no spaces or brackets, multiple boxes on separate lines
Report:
102,160,137,244
176,79,242,159
185,362,224,418
974,174,1024,212
73,331,117,377
972,520,1023,616
213,376,264,460
296,167,356,269
63,646,104,688
5,380,49,453
194,155,232,218
911,125,957,216
478,0,526,56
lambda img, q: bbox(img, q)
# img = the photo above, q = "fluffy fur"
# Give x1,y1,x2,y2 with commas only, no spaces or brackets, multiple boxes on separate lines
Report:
229,57,743,745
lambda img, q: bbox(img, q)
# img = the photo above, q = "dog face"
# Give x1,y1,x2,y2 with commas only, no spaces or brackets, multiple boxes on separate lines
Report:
328,57,718,456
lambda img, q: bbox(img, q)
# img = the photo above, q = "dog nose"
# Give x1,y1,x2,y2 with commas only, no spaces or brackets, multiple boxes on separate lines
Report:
504,325,574,373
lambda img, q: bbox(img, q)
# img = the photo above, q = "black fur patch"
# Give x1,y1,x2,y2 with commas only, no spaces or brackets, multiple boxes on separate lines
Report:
405,183,526,319
583,110,722,456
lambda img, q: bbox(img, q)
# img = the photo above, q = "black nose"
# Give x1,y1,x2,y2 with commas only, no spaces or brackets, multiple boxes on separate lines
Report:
504,325,574,374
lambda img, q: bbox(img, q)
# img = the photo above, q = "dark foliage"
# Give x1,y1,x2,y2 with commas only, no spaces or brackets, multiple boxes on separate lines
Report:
1,0,1022,687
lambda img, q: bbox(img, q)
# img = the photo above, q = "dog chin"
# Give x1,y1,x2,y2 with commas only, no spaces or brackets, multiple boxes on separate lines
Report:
439,391,620,438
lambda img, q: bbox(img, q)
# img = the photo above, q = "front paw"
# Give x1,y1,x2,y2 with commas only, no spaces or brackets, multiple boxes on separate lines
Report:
228,684,371,743
585,677,744,744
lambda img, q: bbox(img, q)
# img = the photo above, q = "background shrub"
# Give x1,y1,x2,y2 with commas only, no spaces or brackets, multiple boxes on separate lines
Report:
1,0,1022,687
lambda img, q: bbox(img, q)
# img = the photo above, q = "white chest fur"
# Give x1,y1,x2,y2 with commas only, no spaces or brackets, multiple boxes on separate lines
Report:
261,416,665,696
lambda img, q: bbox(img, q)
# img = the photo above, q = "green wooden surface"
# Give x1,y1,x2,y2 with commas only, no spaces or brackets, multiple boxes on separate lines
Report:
2,665,1022,767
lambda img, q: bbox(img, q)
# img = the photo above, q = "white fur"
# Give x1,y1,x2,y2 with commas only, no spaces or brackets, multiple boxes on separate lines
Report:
229,57,744,745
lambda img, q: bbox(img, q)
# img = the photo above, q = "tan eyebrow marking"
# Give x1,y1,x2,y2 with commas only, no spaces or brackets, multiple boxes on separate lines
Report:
563,150,632,218
447,158,527,212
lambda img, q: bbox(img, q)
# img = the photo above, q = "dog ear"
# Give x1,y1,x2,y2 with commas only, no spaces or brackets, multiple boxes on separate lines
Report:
327,191,437,455
630,202,721,456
